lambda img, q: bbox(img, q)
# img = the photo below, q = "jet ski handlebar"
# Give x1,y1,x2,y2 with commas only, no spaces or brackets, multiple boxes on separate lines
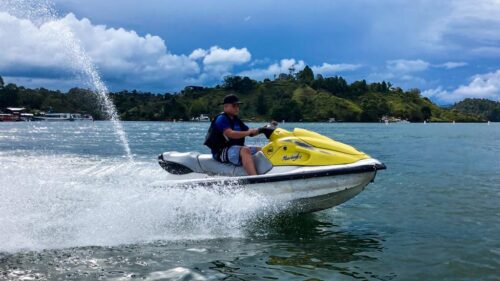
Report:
257,122,278,139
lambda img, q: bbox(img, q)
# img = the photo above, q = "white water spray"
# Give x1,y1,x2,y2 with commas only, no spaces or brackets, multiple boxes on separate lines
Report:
0,0,133,160
0,152,282,252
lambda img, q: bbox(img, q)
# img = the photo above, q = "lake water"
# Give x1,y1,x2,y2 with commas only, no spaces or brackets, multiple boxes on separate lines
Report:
0,122,499,280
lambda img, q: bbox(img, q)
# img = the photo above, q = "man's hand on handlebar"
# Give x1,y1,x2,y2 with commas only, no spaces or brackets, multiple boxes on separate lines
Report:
248,128,260,137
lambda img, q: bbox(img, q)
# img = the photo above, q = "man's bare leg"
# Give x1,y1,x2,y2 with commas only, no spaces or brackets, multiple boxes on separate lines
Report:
240,146,257,175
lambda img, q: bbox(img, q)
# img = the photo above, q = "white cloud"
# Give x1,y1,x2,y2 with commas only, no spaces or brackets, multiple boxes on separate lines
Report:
188,48,207,60
239,60,360,80
435,62,468,69
0,11,255,91
311,63,361,75
187,46,252,81
0,12,69,73
422,69,500,103
386,59,430,73
238,59,305,80
0,12,200,90
0,10,362,91
202,46,251,65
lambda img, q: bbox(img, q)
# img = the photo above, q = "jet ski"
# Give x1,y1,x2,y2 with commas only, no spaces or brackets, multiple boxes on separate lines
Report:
158,125,386,213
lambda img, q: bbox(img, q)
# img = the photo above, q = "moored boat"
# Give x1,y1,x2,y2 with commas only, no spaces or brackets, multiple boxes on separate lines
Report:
33,113,93,121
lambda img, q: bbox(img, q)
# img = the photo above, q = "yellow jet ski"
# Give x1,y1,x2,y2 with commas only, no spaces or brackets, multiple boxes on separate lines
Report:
158,125,385,213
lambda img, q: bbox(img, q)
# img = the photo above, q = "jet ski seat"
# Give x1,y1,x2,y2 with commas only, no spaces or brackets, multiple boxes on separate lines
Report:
159,151,273,176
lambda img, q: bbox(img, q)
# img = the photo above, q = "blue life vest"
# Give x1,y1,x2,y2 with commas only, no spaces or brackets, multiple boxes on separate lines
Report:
204,112,249,159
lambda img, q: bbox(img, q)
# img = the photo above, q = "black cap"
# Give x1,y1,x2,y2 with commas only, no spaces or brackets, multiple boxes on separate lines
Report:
220,94,243,105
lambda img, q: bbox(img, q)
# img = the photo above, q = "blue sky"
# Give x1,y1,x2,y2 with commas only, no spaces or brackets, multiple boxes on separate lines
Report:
1,0,500,104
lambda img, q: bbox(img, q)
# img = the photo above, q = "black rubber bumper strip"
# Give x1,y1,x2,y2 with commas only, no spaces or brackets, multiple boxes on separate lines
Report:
189,163,387,187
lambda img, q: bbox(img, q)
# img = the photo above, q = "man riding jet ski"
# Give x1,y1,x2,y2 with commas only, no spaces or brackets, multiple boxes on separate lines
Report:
204,94,262,175
158,95,386,213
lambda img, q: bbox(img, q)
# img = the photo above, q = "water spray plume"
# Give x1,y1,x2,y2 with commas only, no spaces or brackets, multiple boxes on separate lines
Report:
0,0,133,160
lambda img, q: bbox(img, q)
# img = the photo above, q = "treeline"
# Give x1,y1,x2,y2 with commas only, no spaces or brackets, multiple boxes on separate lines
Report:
452,99,500,121
0,69,486,122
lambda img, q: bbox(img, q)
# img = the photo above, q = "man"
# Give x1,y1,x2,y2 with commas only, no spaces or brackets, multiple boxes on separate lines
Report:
204,94,261,175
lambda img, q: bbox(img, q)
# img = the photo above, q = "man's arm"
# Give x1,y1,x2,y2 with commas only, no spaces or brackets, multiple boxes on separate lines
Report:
223,128,259,139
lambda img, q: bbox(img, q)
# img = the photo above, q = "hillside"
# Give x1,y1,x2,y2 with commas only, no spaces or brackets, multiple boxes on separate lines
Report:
452,98,500,121
0,71,485,122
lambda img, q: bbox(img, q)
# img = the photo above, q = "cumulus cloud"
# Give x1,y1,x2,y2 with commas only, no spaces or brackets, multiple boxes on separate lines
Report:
188,48,207,60
386,59,430,73
202,46,251,65
422,70,500,103
0,12,71,76
0,11,254,91
198,46,252,80
0,12,201,90
0,10,368,91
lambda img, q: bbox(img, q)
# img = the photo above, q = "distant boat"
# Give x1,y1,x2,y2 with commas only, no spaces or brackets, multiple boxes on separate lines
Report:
34,113,93,122
0,113,16,122
20,113,34,121
72,113,93,121
191,114,210,122
381,115,410,124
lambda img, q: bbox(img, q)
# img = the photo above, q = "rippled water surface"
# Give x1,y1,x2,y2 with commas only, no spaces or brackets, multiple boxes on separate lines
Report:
1,122,499,280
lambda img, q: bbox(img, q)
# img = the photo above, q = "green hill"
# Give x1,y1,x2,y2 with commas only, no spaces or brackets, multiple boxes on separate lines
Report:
452,98,500,121
0,71,485,122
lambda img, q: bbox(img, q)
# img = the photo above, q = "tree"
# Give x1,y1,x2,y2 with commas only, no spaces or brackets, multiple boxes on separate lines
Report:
190,99,207,117
163,96,188,120
406,88,421,101
297,66,314,84
222,76,256,93
489,108,500,121
255,93,267,115
369,81,390,93
421,105,432,120
350,80,368,95
271,100,302,121
0,75,4,87
0,83,20,108
313,76,349,96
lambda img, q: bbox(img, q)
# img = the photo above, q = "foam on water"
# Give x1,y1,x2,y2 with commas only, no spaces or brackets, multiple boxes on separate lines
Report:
0,0,133,160
0,152,281,253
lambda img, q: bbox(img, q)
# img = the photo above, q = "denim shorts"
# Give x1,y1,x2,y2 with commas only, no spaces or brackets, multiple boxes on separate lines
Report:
226,145,259,166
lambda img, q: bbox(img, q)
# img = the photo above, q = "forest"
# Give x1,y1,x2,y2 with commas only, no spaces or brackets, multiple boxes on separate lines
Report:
0,67,492,122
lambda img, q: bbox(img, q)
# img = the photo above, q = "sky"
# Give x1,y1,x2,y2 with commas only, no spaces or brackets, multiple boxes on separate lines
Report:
0,0,500,104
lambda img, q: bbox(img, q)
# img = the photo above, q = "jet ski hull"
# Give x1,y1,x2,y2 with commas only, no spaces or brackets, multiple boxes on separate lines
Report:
236,166,379,213
263,171,377,213
163,160,385,213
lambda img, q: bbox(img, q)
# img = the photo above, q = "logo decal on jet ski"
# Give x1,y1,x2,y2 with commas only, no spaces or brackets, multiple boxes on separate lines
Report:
282,153,302,161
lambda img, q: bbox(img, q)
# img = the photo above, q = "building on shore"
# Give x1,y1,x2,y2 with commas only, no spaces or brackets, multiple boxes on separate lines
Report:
0,107,26,121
